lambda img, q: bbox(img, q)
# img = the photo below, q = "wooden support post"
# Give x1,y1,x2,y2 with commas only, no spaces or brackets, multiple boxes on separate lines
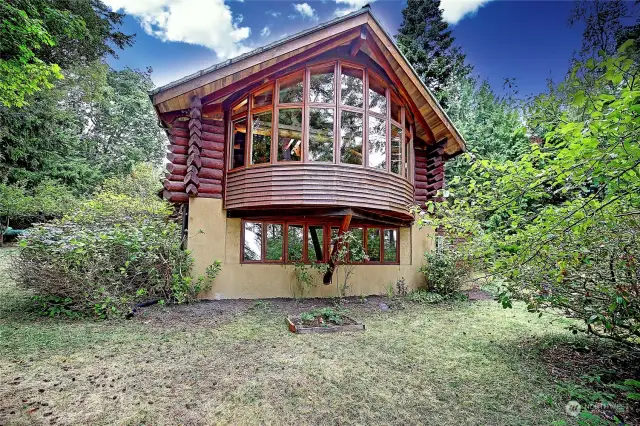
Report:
323,213,352,285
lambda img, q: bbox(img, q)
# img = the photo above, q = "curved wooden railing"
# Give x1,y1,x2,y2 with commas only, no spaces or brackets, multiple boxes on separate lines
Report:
225,163,415,217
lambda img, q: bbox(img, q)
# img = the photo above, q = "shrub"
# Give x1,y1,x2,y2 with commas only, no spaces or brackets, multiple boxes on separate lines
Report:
13,167,219,318
511,216,640,345
0,180,77,241
407,289,445,304
419,244,470,297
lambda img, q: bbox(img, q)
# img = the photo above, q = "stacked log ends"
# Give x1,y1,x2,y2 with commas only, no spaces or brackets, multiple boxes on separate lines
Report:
414,139,447,208
184,97,202,197
163,99,225,204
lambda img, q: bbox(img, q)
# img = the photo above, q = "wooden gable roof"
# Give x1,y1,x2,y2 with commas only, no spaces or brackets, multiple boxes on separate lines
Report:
150,6,466,157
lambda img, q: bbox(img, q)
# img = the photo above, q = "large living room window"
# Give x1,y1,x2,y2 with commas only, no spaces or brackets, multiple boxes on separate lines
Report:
241,220,400,264
228,60,411,180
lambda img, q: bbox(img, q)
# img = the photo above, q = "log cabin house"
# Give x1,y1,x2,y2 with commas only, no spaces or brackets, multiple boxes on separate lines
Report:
150,6,466,298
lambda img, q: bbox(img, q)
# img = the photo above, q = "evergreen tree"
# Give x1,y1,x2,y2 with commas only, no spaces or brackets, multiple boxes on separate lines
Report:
396,0,472,106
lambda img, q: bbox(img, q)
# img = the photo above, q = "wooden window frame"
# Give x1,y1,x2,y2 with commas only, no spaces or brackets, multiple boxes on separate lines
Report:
227,60,410,181
241,221,264,263
307,62,338,163
240,219,400,265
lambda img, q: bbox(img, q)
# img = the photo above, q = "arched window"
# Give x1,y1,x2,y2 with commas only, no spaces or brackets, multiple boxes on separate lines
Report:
229,60,411,180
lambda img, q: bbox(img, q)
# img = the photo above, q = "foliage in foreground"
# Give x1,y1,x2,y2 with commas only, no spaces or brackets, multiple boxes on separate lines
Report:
13,168,219,318
0,0,132,107
425,46,640,346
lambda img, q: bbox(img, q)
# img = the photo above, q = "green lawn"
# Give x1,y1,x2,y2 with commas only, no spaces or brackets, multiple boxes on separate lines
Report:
0,247,587,425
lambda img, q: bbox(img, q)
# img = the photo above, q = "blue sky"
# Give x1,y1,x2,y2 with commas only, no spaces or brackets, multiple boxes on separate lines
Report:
105,0,595,99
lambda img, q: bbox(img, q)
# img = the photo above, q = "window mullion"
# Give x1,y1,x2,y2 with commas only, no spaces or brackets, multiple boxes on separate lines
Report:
246,97,252,167
386,87,391,173
363,69,369,169
335,62,341,164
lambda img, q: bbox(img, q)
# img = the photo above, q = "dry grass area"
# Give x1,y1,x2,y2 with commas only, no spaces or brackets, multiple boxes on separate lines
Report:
0,247,597,425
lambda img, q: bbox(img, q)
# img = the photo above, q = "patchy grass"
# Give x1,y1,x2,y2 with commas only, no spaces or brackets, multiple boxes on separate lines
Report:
0,247,620,425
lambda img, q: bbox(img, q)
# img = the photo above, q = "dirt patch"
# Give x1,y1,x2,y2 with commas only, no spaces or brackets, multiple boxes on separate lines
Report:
132,299,255,328
540,341,640,424
466,289,494,301
131,296,394,330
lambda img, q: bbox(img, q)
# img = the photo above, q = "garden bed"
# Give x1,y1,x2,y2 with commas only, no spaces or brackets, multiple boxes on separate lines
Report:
286,307,365,333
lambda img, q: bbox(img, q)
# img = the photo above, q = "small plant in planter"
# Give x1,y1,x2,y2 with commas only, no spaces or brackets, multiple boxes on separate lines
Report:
299,307,347,326
287,307,364,333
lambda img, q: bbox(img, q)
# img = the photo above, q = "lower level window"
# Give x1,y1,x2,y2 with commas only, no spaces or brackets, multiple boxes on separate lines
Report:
241,220,399,264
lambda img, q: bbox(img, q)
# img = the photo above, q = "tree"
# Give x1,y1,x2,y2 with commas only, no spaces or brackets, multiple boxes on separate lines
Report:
426,45,640,345
0,0,133,107
396,0,472,106
444,78,530,180
0,62,167,193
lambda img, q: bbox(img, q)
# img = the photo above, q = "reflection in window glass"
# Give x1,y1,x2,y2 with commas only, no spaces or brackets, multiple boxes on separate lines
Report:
253,86,273,108
366,228,381,262
287,225,304,262
341,67,363,108
307,226,324,262
384,229,398,262
243,222,262,261
310,65,334,104
309,108,334,162
279,73,303,104
368,77,387,115
390,98,401,123
340,111,363,165
368,116,386,170
349,227,365,262
404,133,410,179
330,227,339,260
231,119,246,169
391,124,402,175
251,111,272,164
278,108,302,161
266,224,283,261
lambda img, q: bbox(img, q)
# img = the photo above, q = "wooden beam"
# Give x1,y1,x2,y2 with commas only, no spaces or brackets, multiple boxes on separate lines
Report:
323,214,352,285
349,27,367,56
198,29,360,106
362,35,435,144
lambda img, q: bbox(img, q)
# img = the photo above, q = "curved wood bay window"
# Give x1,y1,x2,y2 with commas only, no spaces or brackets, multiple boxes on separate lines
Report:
229,60,411,178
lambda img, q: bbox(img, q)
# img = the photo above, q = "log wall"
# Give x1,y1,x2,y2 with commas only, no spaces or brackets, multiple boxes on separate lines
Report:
162,97,225,203
414,139,446,207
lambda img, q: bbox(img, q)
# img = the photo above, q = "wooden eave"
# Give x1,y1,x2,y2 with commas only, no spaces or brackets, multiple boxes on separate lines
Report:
150,7,466,157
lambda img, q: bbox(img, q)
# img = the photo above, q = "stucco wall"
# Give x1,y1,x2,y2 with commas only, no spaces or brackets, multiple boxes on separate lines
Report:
188,198,435,299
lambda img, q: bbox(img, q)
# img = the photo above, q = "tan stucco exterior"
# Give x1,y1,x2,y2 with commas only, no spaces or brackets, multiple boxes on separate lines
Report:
188,198,435,299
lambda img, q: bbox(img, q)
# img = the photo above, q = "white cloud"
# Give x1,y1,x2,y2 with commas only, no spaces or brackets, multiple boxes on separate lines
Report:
440,0,494,24
293,3,317,20
103,0,251,60
261,26,271,37
266,10,281,18
333,0,375,17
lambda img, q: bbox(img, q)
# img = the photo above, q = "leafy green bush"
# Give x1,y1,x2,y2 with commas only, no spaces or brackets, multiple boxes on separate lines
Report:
419,247,470,297
13,168,219,318
0,180,77,239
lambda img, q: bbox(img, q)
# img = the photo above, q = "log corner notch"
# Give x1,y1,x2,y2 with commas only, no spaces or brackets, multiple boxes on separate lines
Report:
414,139,446,207
162,97,225,203
186,96,203,197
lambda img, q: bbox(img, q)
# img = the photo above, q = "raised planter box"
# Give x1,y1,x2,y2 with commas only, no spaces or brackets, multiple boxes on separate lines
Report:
286,316,365,334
